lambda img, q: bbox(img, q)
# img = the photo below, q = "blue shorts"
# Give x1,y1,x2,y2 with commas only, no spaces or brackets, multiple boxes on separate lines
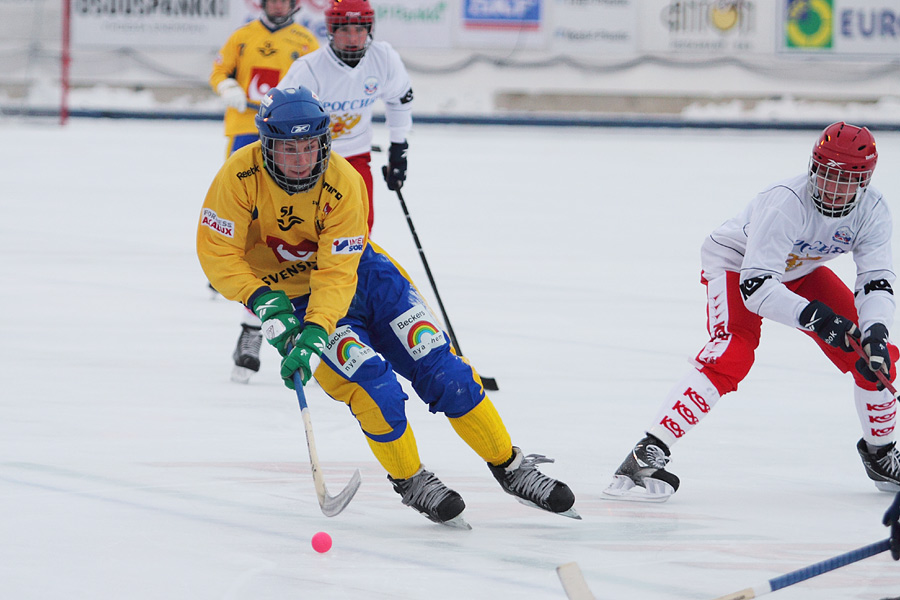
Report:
228,134,259,156
292,244,486,442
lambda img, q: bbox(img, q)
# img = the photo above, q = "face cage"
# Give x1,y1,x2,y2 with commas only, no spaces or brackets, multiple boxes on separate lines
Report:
261,132,332,195
807,156,872,218
328,24,373,65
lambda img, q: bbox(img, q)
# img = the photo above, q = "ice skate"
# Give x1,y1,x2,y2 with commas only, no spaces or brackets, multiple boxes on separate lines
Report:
389,467,470,529
488,447,579,519
857,438,900,492
231,324,262,384
602,434,680,502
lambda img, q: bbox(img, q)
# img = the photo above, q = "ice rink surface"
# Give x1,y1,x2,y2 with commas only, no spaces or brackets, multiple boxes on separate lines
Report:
3,118,900,599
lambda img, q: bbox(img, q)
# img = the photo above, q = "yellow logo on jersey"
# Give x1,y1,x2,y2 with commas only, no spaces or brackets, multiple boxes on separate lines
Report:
258,42,278,57
330,113,361,139
785,253,823,271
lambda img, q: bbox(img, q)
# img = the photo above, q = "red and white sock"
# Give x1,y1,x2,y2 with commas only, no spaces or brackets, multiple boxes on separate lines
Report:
648,369,721,449
855,386,897,448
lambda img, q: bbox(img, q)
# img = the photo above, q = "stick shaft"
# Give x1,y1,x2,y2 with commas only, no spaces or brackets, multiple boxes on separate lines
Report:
293,371,361,516
711,539,890,600
393,186,465,356
388,182,499,391
768,538,890,592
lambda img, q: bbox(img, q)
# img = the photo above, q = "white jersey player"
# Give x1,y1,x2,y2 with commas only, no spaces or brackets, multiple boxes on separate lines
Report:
603,122,900,502
277,0,413,233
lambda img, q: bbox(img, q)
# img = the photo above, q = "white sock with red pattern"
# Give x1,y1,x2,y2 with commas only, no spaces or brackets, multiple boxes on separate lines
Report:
648,369,721,449
855,386,897,449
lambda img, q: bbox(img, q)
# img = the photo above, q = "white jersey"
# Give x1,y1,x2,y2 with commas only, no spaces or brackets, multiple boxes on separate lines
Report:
700,174,895,333
277,41,413,158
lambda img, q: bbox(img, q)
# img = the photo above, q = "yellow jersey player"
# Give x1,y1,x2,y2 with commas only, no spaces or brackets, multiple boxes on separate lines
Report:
196,87,578,527
211,0,318,156
209,0,319,383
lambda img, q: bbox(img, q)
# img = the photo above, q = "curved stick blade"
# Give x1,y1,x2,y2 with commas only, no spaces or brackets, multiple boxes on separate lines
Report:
319,468,362,517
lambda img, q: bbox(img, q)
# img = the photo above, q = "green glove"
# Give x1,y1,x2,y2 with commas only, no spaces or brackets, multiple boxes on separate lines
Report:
282,324,328,389
251,290,301,356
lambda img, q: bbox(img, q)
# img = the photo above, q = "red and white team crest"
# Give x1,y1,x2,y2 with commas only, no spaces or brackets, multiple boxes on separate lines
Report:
266,236,318,262
247,67,280,104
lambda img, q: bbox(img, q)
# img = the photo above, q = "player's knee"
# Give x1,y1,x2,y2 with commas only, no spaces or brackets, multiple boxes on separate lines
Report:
699,366,743,396
358,406,408,443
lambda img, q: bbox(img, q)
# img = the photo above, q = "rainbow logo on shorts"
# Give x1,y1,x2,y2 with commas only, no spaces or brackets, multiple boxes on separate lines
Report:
336,336,365,366
391,305,447,360
407,321,440,348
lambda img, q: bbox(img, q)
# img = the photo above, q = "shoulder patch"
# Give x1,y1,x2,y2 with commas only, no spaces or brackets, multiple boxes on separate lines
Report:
399,88,413,104
863,279,894,296
332,236,365,255
739,275,772,300
200,208,235,238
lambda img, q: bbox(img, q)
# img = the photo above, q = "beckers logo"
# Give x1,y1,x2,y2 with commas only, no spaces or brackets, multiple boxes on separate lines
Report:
391,305,446,360
322,326,375,376
200,208,234,238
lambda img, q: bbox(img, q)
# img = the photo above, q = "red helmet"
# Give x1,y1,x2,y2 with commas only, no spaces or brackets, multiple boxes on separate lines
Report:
325,0,375,34
808,122,877,217
324,0,374,65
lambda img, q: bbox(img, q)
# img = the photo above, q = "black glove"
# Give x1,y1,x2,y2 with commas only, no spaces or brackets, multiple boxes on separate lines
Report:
384,141,408,191
799,300,860,352
883,492,900,560
856,323,892,389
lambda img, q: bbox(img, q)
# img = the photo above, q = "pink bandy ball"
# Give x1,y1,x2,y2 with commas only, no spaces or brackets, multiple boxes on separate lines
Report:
311,531,332,553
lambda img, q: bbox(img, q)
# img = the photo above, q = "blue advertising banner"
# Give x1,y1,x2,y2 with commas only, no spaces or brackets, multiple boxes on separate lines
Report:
462,0,541,30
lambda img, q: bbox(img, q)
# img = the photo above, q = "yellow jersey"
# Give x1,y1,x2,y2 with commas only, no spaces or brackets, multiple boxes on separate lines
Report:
210,20,319,137
197,143,368,334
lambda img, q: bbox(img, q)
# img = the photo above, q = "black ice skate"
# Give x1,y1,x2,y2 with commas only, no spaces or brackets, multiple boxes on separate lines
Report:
389,467,470,529
231,324,262,384
488,447,579,519
602,434,680,503
857,438,900,493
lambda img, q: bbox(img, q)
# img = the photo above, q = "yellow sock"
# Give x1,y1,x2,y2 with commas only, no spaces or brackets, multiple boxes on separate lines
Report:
366,425,421,480
448,398,513,465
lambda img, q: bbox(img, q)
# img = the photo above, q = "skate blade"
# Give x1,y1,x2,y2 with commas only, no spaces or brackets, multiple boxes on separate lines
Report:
439,514,472,530
230,366,255,384
874,480,900,493
512,497,582,519
601,474,674,503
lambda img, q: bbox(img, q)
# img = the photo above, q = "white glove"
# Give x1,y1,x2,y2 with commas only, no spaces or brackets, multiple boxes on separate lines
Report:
216,78,247,112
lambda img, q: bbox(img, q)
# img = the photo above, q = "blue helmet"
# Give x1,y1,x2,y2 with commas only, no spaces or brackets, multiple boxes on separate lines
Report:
255,87,332,194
